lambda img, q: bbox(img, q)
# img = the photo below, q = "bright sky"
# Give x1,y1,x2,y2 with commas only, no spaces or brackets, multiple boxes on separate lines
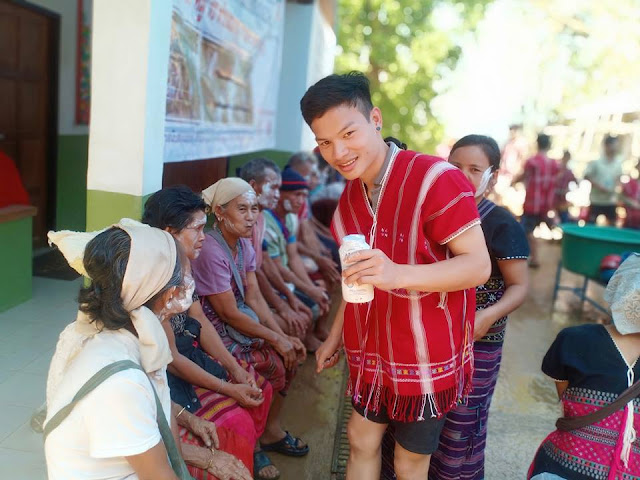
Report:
431,0,575,144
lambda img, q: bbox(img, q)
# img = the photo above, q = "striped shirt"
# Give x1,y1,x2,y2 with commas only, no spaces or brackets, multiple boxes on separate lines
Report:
523,153,558,215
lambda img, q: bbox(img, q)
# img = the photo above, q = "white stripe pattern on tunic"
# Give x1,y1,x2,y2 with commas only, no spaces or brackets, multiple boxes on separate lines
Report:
384,153,419,398
407,160,454,395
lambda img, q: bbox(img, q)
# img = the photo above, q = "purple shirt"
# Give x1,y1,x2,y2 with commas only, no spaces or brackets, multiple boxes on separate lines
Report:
191,234,256,299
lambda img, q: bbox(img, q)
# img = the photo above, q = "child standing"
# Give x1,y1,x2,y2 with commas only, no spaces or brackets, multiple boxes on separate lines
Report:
554,150,576,224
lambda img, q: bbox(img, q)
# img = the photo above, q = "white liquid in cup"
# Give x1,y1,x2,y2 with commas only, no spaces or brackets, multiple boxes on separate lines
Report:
340,234,375,303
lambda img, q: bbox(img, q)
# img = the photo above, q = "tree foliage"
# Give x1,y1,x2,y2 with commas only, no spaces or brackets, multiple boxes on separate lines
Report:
528,0,640,120
335,0,490,153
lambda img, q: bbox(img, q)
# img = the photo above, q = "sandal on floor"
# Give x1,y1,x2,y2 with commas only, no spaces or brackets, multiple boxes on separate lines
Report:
254,450,280,480
261,431,309,457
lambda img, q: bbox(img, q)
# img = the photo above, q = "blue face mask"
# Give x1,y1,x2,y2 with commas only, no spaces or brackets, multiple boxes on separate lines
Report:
475,166,494,198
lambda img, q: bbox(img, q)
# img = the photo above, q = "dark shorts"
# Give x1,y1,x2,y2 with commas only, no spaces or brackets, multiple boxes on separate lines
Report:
521,214,550,234
351,400,446,455
588,204,617,223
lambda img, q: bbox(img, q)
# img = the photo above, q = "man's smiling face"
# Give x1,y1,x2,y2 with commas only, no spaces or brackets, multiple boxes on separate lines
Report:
310,103,383,181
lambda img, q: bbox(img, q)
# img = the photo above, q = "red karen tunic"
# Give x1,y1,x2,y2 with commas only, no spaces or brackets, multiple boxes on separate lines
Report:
332,149,480,421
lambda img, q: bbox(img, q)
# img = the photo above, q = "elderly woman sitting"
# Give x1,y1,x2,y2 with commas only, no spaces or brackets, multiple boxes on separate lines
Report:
44,221,250,480
144,185,281,480
192,178,310,459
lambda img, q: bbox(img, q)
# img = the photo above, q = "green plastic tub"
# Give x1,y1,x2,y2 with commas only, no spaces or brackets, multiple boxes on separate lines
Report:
560,224,640,279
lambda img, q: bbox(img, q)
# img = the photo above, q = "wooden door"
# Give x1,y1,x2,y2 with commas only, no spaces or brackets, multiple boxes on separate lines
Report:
0,1,57,247
163,157,230,192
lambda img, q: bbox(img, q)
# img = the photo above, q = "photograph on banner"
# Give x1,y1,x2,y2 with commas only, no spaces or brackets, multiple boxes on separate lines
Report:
164,0,285,162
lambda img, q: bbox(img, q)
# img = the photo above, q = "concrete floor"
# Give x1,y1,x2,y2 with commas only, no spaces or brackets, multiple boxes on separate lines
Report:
0,241,608,479
485,240,609,479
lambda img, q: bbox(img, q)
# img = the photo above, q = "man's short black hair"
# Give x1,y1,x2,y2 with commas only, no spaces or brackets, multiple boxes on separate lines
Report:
300,71,374,126
537,133,551,151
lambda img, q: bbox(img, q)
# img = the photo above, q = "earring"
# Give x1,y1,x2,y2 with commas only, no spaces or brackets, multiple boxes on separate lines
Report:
376,126,381,131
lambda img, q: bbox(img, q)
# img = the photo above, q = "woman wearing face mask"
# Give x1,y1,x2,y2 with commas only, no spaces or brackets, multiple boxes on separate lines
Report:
192,178,310,467
44,220,249,480
427,135,530,479
143,186,276,480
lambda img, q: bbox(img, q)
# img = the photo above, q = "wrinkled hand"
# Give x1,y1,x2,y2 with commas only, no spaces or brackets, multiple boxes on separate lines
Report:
230,365,258,390
287,335,307,363
208,449,253,480
309,286,330,315
342,249,400,291
278,305,308,338
272,335,297,370
473,309,494,341
186,415,220,449
316,255,341,285
289,295,314,321
315,334,342,373
229,383,264,408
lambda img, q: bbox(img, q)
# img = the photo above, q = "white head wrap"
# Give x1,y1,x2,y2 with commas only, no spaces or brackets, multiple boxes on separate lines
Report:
604,253,640,335
603,252,640,467
45,219,177,406
202,177,255,213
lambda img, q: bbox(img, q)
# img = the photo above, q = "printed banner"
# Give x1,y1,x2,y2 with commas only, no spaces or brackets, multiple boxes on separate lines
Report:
164,0,285,162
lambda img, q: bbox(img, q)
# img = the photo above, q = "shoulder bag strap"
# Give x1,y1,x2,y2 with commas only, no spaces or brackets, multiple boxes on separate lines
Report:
208,229,245,300
556,380,640,432
43,360,142,440
43,359,194,479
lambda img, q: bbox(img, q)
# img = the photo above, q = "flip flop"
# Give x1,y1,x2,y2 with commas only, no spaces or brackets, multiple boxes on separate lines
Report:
254,450,280,480
261,431,309,457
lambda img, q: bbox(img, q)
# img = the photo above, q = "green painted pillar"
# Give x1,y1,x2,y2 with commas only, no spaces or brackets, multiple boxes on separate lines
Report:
85,0,172,230
0,207,37,312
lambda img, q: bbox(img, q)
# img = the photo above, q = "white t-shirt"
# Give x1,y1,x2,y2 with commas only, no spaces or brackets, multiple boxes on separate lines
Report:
585,156,622,205
45,329,172,480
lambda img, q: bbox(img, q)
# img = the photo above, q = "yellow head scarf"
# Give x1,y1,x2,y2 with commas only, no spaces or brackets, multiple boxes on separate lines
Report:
202,177,255,214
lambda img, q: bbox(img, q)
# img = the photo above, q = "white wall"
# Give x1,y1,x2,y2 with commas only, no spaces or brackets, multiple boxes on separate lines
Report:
86,0,171,197
302,2,336,150
274,2,335,153
29,0,89,136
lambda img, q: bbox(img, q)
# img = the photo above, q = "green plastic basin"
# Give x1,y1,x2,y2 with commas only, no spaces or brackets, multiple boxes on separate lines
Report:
560,224,640,279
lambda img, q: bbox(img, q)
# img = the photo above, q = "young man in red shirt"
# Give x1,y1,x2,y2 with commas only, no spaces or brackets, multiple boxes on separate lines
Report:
517,133,557,268
300,72,490,480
